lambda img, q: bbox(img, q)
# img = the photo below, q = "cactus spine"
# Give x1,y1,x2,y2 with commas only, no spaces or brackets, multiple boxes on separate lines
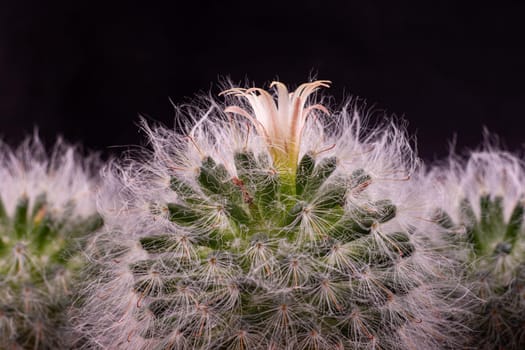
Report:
77,81,460,349
0,138,102,349
432,151,525,349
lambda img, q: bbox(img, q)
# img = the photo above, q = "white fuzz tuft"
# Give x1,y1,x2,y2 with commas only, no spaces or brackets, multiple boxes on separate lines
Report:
0,137,98,218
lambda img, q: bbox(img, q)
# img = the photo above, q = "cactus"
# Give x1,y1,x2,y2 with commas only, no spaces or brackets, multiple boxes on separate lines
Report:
431,151,525,349
0,137,102,349
77,80,461,349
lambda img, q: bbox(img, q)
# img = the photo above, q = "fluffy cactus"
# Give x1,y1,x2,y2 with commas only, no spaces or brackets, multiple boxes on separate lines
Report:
0,137,102,349
431,150,525,349
77,80,461,349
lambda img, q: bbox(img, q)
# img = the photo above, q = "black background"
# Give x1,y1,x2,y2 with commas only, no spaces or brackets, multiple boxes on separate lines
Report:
0,1,523,161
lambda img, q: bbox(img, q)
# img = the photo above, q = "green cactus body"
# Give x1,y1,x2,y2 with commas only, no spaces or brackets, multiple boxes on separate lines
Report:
137,151,414,349
78,81,459,349
433,152,525,349
0,139,101,349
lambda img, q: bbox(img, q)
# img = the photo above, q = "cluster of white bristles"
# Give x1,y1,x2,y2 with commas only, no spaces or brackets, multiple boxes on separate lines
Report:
0,137,99,349
428,149,525,349
0,137,97,220
3,80,523,350
72,80,464,350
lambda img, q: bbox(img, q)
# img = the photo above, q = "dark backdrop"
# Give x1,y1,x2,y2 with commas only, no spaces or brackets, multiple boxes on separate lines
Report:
0,1,523,161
